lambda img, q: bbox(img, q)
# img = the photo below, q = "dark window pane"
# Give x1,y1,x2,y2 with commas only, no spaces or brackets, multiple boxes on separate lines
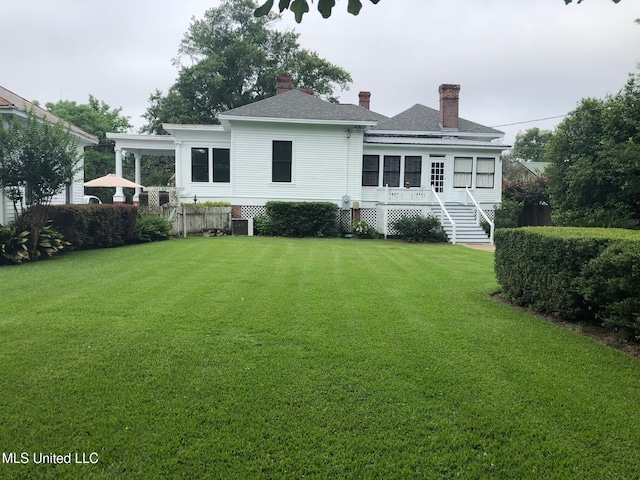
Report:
272,141,292,182
191,148,209,183
404,156,421,187
213,148,230,183
362,155,380,186
383,155,400,187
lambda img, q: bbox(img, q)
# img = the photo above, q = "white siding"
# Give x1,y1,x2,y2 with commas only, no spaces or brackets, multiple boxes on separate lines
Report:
174,130,232,203
229,122,362,206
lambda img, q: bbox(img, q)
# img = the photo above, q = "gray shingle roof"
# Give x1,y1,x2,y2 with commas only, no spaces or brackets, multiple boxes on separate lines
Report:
0,85,98,144
220,90,385,123
370,104,503,135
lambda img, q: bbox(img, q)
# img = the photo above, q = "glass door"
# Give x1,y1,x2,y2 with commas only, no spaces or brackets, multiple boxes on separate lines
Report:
430,161,445,193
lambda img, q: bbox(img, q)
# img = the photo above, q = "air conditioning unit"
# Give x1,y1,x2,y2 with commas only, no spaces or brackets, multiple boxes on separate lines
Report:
231,219,249,236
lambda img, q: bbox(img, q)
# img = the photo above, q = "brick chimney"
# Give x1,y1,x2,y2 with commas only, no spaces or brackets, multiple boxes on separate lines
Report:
301,88,314,95
439,84,460,130
358,91,371,110
276,74,293,95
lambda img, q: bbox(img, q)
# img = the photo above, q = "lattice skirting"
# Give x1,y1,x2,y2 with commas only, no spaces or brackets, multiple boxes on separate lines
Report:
240,205,267,218
383,207,431,235
359,208,377,229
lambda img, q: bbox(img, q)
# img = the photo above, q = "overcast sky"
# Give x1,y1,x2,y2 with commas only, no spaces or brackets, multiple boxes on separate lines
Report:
2,0,639,144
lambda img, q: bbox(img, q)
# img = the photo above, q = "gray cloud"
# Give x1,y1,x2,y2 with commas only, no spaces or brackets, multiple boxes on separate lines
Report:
2,0,638,144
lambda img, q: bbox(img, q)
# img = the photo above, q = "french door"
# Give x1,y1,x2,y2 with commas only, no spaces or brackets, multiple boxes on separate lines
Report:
430,161,445,193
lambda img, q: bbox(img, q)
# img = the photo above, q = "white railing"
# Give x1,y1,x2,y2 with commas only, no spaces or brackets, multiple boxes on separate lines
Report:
377,186,434,204
465,188,494,244
433,189,456,244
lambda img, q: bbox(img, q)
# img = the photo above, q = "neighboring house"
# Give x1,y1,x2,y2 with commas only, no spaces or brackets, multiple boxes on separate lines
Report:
0,86,99,225
513,161,549,182
107,77,509,243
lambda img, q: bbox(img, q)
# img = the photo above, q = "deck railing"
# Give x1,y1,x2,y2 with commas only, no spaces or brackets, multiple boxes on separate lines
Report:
377,186,435,204
433,190,456,244
465,188,494,244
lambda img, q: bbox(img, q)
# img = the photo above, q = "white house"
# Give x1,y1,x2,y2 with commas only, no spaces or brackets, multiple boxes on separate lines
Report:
0,86,99,226
108,78,509,243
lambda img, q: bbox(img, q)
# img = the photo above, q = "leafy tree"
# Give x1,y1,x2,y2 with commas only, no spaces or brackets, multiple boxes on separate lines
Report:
512,127,553,163
0,110,81,258
254,0,620,23
546,73,640,227
46,96,132,202
143,0,351,134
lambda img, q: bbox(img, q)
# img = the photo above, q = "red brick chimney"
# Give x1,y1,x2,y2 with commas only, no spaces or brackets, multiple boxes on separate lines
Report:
358,91,371,110
301,88,314,95
439,84,460,130
276,74,293,95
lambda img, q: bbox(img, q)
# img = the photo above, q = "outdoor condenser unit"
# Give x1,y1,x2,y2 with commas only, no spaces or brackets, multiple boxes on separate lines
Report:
231,218,254,236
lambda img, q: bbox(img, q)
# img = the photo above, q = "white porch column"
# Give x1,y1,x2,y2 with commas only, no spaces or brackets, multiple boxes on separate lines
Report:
133,153,142,203
174,141,182,188
113,147,125,203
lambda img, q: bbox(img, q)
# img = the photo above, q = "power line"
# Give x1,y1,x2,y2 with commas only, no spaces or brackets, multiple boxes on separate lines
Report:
490,114,568,129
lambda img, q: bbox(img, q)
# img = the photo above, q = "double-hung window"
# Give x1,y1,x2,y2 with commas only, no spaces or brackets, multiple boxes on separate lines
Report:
383,155,401,187
272,141,292,182
476,158,495,188
362,155,380,186
404,156,421,187
191,147,209,183
213,148,230,183
453,157,473,188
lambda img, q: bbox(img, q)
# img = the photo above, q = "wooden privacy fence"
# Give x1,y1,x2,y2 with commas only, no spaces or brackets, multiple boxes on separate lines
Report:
161,205,232,236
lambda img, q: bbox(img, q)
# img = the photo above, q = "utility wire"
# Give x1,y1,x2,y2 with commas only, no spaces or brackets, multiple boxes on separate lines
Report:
490,114,568,129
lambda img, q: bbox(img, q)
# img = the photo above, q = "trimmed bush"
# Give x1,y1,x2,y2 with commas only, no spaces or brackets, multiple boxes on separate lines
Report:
253,214,273,236
134,213,172,243
495,227,640,324
48,204,139,250
265,201,339,237
392,215,447,243
580,241,640,340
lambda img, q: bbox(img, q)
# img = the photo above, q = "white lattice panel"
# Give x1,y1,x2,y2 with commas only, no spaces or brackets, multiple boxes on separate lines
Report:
385,208,425,235
240,205,267,218
360,208,377,226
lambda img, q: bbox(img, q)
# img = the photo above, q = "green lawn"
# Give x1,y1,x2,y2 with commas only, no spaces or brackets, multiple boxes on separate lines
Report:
1,237,639,479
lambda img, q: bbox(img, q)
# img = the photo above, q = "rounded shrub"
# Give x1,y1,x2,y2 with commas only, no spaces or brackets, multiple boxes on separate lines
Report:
392,215,447,243
134,213,172,243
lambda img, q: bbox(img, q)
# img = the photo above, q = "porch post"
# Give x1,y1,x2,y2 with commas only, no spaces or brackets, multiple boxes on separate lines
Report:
174,141,182,188
113,147,125,203
133,153,142,204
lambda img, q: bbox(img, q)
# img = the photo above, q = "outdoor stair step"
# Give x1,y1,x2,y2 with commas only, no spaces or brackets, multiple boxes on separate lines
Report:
431,204,491,244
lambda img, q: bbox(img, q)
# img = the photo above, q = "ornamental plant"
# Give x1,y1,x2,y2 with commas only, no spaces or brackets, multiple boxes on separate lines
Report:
353,220,374,239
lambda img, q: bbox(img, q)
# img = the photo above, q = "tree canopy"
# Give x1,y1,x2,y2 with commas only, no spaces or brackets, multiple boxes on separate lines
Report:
47,96,133,201
254,0,621,23
143,0,351,135
511,127,553,163
0,109,81,257
545,73,640,227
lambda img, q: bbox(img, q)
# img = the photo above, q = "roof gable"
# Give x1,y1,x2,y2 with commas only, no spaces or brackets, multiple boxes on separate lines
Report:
220,89,385,124
0,86,98,144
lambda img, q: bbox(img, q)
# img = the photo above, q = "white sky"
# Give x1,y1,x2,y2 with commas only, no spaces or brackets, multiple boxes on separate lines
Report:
2,0,639,144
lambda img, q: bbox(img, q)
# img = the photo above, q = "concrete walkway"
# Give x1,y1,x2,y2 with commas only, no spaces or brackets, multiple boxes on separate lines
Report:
462,243,495,252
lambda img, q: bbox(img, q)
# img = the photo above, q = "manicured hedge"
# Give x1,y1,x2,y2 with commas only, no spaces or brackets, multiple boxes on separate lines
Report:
495,227,640,339
265,201,339,237
48,204,139,250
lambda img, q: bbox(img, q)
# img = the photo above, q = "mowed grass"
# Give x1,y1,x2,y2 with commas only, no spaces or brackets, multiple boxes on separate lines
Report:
1,237,639,479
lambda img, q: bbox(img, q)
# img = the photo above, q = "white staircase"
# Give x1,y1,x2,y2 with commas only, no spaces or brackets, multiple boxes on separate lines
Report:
432,204,491,244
